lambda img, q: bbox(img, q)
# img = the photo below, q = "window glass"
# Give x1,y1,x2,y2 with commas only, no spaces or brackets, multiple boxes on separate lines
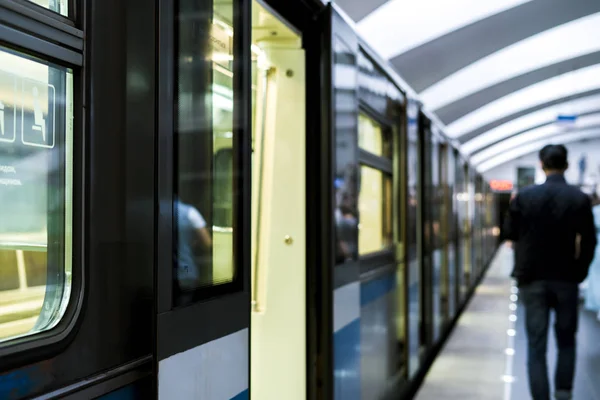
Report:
174,0,235,303
358,112,391,158
27,0,68,16
333,38,358,265
0,48,73,343
431,140,441,249
383,175,393,244
358,165,392,254
407,138,418,258
214,148,233,227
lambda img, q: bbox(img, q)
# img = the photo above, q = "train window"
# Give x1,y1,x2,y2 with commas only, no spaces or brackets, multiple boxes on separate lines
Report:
174,0,236,301
358,166,393,255
0,48,73,343
26,0,68,16
358,113,391,158
214,148,233,228
383,175,393,245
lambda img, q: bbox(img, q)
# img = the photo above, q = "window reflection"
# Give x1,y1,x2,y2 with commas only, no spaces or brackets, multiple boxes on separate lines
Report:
333,39,358,265
0,49,73,343
335,166,358,263
174,0,235,303
214,148,233,228
27,0,68,16
358,166,392,254
406,116,419,262
357,111,393,255
358,112,391,158
430,139,441,250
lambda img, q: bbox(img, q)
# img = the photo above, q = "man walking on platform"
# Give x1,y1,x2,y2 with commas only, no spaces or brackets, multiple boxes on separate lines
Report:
504,144,597,400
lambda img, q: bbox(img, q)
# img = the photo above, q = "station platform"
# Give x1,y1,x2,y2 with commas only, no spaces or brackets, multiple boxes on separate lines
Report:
415,245,600,400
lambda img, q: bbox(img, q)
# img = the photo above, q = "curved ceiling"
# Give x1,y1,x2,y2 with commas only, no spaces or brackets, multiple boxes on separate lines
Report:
434,50,600,125
446,63,600,137
470,114,600,165
478,129,600,172
459,88,600,143
335,0,600,172
462,94,600,155
355,0,531,60
421,12,600,112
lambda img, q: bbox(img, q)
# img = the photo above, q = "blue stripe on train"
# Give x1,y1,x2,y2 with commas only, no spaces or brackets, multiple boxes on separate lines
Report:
334,318,361,400
360,273,396,307
332,273,397,399
231,389,249,400
0,367,42,399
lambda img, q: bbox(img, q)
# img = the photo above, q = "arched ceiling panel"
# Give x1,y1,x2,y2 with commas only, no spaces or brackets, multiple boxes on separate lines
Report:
356,0,529,59
470,114,600,165
334,0,390,22
459,88,600,143
386,0,600,92
334,0,600,162
447,64,600,138
433,51,600,124
478,129,600,172
462,94,600,155
422,12,600,112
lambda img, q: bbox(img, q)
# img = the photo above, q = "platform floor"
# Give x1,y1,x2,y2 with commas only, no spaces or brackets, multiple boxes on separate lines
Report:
415,245,600,400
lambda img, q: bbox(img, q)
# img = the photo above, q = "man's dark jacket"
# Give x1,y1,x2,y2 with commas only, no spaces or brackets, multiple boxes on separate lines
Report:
503,174,597,285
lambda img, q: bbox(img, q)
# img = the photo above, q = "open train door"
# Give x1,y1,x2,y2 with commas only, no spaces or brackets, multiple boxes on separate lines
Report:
155,0,252,398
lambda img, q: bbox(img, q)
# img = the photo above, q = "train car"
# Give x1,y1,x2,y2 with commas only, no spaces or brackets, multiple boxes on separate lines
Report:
0,0,499,399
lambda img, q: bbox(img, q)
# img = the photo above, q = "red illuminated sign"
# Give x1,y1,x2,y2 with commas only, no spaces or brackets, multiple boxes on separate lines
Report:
490,180,513,192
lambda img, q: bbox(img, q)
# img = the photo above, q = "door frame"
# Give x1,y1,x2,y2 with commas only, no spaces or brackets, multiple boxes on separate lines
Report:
154,0,252,392
255,1,336,398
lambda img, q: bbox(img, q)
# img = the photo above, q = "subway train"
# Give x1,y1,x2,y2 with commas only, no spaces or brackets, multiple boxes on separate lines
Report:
0,0,498,399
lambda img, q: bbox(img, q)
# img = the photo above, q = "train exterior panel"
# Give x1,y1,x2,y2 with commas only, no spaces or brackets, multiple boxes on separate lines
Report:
0,0,499,399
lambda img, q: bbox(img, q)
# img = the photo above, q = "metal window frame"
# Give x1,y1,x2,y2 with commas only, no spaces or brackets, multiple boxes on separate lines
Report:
0,0,82,52
357,104,394,263
0,0,85,367
2,0,77,24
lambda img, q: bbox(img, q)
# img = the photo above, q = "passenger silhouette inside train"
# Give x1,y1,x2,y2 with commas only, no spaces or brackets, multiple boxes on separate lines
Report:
335,169,358,264
335,199,358,263
173,198,212,297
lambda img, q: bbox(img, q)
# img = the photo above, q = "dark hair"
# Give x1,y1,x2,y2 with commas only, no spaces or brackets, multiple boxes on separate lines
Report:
539,144,568,170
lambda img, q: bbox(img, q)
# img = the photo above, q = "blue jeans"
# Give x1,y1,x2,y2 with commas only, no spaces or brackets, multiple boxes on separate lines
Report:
520,281,579,400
